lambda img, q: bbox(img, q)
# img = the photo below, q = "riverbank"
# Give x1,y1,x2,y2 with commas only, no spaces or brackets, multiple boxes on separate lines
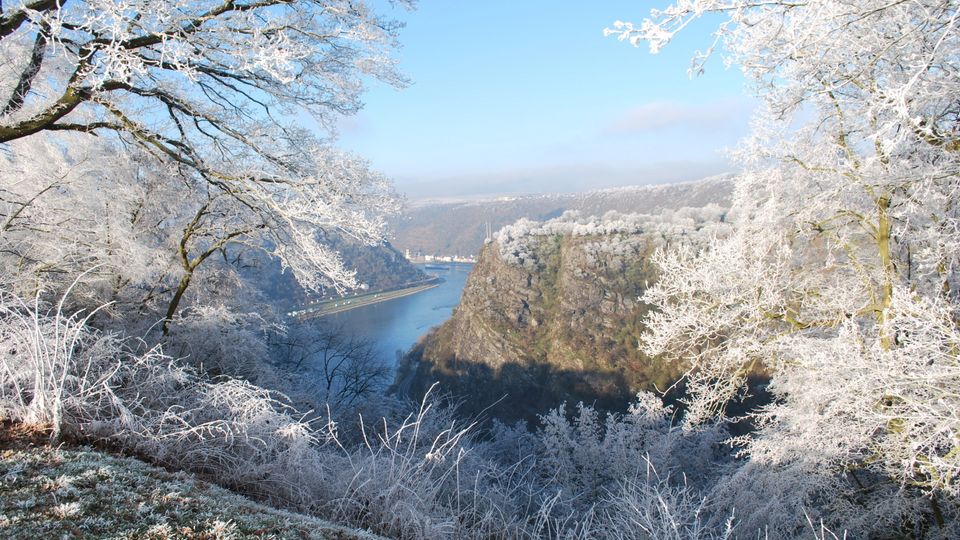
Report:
291,278,442,320
322,263,473,364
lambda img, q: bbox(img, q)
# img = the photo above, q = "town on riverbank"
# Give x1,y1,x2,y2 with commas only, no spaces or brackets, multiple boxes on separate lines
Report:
403,249,476,264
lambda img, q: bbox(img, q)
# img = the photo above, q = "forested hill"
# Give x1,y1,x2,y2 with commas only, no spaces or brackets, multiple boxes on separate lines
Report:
326,236,426,292
389,175,733,257
251,236,426,307
397,206,731,422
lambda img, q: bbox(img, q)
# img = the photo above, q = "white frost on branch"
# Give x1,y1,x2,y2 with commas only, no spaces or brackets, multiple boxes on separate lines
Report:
493,203,728,268
614,0,960,529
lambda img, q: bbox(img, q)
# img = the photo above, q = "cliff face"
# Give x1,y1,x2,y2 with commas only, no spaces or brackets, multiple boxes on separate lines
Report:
399,209,726,421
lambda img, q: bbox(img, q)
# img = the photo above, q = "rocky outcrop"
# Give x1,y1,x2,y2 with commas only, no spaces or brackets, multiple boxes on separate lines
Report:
398,209,727,422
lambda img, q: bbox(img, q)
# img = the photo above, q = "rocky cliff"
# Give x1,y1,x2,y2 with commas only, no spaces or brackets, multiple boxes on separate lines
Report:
398,207,728,422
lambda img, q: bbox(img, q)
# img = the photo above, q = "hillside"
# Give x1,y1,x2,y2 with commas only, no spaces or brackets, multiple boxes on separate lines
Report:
389,175,734,257
252,236,426,308
0,424,383,540
396,208,728,422
323,236,427,292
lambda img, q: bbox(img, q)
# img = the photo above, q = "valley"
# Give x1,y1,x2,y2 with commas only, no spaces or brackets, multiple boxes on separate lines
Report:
389,175,733,258
4,1,955,536
395,203,729,421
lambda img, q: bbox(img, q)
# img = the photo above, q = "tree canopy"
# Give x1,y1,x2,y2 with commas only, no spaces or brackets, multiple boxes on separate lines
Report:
0,0,409,313
612,0,960,529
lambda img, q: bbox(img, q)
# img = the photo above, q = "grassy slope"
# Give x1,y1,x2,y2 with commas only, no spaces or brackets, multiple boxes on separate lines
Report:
0,424,382,540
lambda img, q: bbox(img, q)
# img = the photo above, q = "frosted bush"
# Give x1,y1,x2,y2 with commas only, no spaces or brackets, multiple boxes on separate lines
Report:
0,290,133,438
529,394,729,524
163,304,275,379
494,205,729,267
589,474,735,540
8,287,937,538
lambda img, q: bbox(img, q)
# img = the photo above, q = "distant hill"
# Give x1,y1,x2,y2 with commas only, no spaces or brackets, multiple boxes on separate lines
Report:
322,235,427,292
388,175,734,257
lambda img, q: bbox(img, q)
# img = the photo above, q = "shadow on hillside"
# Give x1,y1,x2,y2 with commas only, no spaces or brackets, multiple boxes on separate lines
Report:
394,334,771,430
396,340,668,426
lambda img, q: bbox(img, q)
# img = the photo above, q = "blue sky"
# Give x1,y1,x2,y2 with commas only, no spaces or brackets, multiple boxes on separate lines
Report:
337,1,753,199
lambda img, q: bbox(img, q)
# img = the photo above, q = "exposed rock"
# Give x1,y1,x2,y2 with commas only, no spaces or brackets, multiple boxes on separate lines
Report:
398,208,728,422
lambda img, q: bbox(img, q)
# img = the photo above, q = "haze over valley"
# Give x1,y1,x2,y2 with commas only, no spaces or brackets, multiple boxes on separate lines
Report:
390,175,733,258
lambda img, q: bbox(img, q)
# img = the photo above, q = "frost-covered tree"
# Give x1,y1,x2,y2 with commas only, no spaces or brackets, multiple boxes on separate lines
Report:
0,0,406,297
272,322,389,409
611,0,960,533
0,131,395,340
0,0,407,145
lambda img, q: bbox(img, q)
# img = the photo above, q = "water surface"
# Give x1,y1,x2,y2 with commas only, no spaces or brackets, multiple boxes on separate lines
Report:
326,263,472,365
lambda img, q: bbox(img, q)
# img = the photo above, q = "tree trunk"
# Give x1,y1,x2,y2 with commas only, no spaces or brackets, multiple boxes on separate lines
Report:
162,271,193,335
2,23,47,115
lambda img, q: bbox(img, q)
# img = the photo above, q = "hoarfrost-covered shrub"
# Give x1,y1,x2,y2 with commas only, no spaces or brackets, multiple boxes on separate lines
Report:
317,394,526,538
0,290,130,438
494,205,728,267
163,304,275,380
589,474,735,540
0,289,322,502
531,394,729,521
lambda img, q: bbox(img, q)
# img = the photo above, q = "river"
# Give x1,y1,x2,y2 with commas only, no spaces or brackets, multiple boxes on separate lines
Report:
324,263,472,365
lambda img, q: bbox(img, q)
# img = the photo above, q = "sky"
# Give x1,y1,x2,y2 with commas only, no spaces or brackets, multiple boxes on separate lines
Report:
336,1,754,200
